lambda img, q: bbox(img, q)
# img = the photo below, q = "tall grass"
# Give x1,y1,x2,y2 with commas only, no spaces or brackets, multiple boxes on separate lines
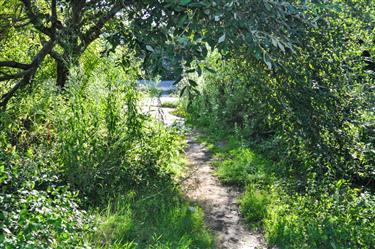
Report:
1,48,214,247
90,190,213,249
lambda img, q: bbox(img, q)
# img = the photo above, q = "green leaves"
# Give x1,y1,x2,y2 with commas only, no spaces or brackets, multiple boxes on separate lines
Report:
271,37,286,53
179,0,191,6
188,79,198,87
218,34,226,44
178,14,188,27
0,152,91,248
0,164,7,184
146,45,155,52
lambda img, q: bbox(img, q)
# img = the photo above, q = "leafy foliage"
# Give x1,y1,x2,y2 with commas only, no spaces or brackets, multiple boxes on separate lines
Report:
0,45,193,247
184,2,375,247
0,0,308,106
0,146,91,248
1,0,374,248
187,0,375,183
265,182,375,248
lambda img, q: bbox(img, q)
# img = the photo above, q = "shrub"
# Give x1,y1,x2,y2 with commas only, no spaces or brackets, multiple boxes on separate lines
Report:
0,148,92,248
52,65,184,205
216,147,269,186
265,182,375,249
0,50,188,247
187,0,375,186
240,186,270,226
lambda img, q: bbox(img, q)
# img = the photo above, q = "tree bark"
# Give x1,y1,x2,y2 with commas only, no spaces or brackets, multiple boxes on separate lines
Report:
56,60,69,88
1,1,123,105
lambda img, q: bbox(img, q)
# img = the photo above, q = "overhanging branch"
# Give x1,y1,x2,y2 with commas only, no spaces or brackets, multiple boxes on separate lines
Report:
0,39,55,108
0,69,32,81
81,4,122,49
0,61,31,70
0,72,33,108
20,0,54,37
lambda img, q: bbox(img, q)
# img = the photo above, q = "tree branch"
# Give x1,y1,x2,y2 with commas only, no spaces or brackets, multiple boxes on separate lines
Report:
30,39,55,66
51,0,58,29
20,0,54,37
0,61,31,70
49,50,64,63
81,4,122,49
0,73,33,108
0,69,32,81
0,39,55,108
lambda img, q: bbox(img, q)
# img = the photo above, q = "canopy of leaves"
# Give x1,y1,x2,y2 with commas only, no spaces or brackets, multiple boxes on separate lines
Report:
0,0,308,107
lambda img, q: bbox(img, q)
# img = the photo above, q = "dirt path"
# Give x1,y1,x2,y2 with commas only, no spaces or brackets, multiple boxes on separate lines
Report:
182,132,266,249
151,96,266,249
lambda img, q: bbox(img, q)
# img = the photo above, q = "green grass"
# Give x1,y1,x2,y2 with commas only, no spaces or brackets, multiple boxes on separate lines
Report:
240,186,270,227
170,105,189,118
215,148,272,187
188,127,375,249
191,129,276,188
264,186,375,249
88,150,214,249
160,100,179,108
90,190,214,249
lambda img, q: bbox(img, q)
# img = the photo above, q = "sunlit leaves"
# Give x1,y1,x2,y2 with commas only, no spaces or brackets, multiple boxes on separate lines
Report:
218,33,226,44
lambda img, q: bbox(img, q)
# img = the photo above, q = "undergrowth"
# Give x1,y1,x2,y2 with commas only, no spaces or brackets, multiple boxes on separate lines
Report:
182,13,375,246
185,124,375,249
90,190,213,249
0,47,214,248
160,100,179,109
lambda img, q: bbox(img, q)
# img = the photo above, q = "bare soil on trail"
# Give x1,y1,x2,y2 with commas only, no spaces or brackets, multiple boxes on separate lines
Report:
150,96,266,249
182,132,266,249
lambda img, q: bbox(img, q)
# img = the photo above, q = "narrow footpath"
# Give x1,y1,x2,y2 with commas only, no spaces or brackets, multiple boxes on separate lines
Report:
148,93,266,249
182,132,265,249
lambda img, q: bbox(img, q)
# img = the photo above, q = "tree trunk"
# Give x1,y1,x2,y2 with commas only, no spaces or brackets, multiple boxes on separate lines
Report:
56,60,69,88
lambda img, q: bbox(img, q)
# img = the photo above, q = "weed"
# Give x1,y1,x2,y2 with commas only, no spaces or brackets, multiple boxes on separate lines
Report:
90,190,214,248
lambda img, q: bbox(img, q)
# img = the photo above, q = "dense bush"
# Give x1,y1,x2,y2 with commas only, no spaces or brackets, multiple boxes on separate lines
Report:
0,47,189,246
187,0,375,186
265,182,375,248
185,2,375,246
0,145,91,248
54,65,183,204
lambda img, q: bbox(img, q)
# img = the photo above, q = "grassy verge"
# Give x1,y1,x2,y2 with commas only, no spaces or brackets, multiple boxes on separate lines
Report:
170,104,189,118
85,91,214,248
89,189,213,249
189,127,375,249
0,65,214,248
88,132,214,249
160,100,179,108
